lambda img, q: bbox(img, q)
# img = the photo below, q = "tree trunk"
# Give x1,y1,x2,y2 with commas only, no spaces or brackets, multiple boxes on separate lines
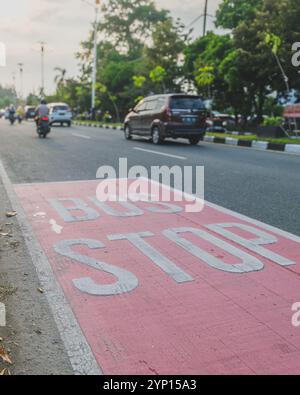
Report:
256,89,266,125
110,97,121,123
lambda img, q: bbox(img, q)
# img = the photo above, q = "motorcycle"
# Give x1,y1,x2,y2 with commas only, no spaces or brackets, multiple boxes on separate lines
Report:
36,116,51,138
9,113,16,125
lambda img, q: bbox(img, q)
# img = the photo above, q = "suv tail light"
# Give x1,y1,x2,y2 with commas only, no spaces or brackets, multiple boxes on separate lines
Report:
42,117,49,121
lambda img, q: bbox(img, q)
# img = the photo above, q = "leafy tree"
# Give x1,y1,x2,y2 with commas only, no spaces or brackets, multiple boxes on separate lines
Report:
0,85,16,108
184,33,245,115
144,18,186,92
216,0,263,29
259,0,300,93
100,0,168,54
149,65,167,92
74,1,186,118
26,93,39,106
133,75,146,89
54,67,67,87
195,66,215,88
213,0,300,123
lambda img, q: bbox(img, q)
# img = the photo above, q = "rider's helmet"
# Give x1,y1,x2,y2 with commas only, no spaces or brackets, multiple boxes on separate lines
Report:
41,99,47,105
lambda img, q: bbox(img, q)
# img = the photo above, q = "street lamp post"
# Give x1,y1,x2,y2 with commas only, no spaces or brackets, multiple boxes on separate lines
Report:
12,72,16,90
82,0,101,120
91,3,99,120
18,63,24,100
39,41,46,98
203,0,208,37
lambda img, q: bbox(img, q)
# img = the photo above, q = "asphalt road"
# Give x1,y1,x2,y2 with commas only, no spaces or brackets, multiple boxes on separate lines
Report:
1,118,300,375
0,119,299,236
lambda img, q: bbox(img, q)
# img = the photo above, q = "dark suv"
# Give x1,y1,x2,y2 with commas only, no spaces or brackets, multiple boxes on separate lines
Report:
124,94,207,145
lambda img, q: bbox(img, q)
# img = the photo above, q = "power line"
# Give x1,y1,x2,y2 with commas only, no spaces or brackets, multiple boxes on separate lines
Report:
186,13,214,30
186,1,214,35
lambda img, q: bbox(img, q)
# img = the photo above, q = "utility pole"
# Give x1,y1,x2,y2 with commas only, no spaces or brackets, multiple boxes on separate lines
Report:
18,63,24,100
203,0,208,37
39,41,46,98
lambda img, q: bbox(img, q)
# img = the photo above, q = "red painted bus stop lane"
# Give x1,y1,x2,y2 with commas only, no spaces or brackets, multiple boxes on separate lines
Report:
14,179,300,375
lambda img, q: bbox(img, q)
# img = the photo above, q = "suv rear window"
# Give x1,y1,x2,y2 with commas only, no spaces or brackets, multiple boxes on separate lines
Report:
52,106,69,112
170,97,204,110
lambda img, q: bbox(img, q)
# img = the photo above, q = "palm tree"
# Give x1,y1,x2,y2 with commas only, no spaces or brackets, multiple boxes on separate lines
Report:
54,67,67,88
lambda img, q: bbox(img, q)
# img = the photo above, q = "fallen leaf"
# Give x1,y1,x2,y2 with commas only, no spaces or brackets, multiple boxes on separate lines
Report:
0,233,10,237
0,368,11,375
6,212,17,218
0,346,12,365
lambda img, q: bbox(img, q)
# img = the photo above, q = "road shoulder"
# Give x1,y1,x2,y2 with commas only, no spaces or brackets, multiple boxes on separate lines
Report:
0,170,74,375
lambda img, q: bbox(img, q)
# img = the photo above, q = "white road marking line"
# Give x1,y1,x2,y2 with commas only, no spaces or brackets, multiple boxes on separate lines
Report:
0,303,6,327
139,177,300,245
33,212,47,218
0,159,102,375
50,219,63,234
72,133,91,140
133,147,187,160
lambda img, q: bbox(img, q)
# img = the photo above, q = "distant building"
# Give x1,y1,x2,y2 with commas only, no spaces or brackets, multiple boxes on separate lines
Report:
283,104,300,131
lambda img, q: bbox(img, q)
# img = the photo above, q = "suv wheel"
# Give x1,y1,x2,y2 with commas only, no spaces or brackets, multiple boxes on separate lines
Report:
189,137,201,145
152,127,164,145
124,125,132,140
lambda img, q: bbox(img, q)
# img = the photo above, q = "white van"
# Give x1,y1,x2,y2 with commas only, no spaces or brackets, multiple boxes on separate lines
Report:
48,103,72,127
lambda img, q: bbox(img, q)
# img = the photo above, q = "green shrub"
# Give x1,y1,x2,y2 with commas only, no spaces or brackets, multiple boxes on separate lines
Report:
263,116,283,126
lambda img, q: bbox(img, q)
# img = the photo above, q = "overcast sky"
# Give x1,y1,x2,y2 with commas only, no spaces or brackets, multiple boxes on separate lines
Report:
0,0,223,96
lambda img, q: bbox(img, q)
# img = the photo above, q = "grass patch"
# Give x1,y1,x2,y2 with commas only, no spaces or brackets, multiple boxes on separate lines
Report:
76,120,123,128
207,132,300,145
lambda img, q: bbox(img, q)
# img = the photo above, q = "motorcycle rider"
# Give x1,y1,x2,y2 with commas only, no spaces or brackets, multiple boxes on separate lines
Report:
35,99,49,127
8,104,16,124
16,105,25,123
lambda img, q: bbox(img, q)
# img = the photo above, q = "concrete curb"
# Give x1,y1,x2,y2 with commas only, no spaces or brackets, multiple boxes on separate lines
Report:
73,122,300,155
74,122,123,131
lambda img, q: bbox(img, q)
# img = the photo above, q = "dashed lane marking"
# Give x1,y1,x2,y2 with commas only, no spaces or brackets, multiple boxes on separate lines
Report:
133,147,187,160
71,133,91,140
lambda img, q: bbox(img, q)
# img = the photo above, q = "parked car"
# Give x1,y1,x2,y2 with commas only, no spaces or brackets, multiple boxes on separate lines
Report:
4,108,10,120
206,112,235,133
124,94,207,145
25,106,36,120
48,103,72,127
0,109,5,118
